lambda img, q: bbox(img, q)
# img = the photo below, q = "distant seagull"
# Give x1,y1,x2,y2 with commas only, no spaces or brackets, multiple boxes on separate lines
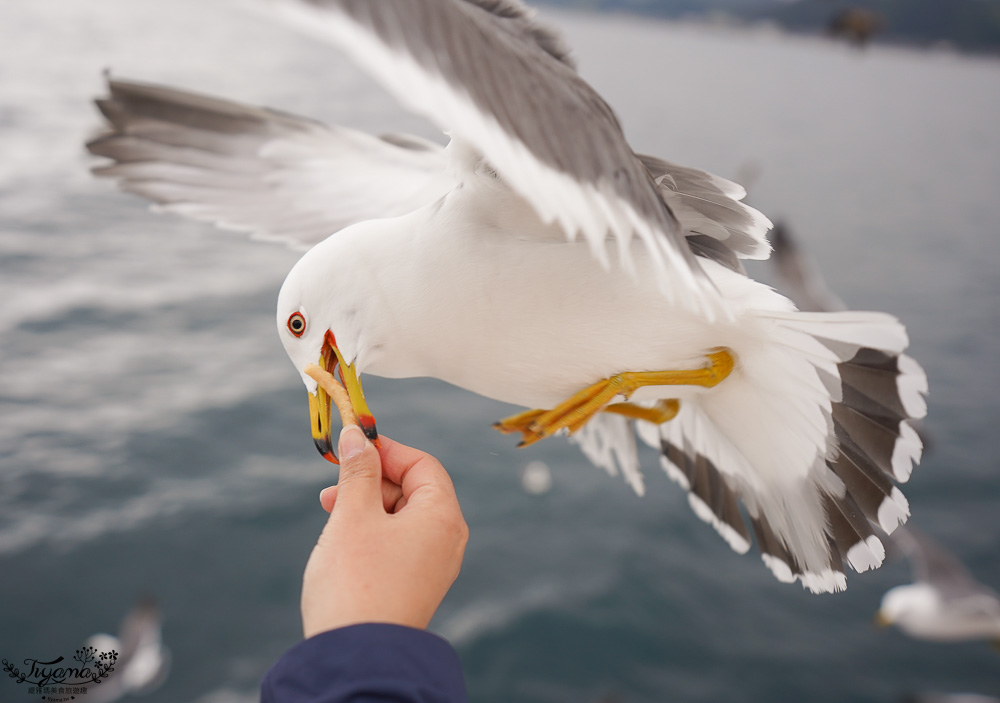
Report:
876,528,1000,644
87,0,927,593
84,597,170,703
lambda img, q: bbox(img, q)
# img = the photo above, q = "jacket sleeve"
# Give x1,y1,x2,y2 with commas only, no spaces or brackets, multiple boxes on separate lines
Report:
260,623,467,703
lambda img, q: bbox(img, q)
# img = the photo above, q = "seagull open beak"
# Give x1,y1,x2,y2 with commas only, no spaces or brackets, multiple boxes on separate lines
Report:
308,330,378,464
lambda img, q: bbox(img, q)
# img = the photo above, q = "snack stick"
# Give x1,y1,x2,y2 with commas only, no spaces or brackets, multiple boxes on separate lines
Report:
304,363,357,429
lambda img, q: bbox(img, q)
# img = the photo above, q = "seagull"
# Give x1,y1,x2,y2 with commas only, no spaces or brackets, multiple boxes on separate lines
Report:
83,596,171,703
876,527,1000,644
86,0,928,593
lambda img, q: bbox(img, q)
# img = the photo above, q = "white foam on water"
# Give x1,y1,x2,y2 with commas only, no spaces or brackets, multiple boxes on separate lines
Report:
0,453,328,555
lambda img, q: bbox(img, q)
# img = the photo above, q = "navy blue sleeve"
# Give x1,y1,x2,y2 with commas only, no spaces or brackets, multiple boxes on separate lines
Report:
260,623,467,703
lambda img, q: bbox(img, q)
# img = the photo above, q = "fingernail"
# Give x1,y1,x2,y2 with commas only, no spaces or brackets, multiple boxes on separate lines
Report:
338,425,368,462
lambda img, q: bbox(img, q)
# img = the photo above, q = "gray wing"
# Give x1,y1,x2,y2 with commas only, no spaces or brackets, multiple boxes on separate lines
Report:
639,154,771,273
88,78,452,250
768,221,846,312
115,596,161,663
272,0,722,314
894,527,999,600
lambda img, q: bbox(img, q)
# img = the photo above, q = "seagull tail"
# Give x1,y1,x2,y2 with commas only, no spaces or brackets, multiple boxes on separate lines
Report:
635,309,927,593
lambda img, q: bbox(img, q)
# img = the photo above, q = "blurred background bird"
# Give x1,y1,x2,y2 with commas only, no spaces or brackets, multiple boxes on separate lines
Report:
84,596,170,703
876,527,1000,646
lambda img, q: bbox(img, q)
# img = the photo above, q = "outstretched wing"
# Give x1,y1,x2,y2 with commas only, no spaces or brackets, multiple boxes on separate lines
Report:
272,0,721,315
894,527,998,600
88,78,452,250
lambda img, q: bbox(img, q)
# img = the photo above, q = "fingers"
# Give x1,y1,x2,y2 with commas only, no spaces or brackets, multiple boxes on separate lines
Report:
376,435,435,483
329,425,383,515
319,478,404,514
374,437,467,574
376,436,459,507
321,433,457,516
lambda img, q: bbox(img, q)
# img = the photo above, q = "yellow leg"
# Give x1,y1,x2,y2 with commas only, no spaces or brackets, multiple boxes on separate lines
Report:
495,348,734,447
493,408,546,434
603,399,680,424
561,400,680,436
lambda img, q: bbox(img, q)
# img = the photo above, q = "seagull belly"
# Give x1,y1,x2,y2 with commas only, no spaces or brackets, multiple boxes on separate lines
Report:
379,229,753,410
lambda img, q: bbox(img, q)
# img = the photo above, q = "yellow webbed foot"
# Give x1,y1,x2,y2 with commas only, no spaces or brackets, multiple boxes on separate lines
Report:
493,349,734,448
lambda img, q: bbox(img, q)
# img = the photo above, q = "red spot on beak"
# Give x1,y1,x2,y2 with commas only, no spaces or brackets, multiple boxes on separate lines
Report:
314,436,339,465
358,413,379,446
324,330,338,352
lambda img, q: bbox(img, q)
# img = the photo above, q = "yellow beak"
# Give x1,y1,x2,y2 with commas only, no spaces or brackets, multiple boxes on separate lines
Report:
309,380,335,463
308,330,378,464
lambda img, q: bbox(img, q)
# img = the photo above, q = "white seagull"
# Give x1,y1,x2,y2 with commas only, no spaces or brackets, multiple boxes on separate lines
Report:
877,528,1000,644
87,0,928,593
83,597,171,703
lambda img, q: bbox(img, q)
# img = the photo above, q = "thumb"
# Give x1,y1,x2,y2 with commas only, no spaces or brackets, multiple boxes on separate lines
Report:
333,425,382,514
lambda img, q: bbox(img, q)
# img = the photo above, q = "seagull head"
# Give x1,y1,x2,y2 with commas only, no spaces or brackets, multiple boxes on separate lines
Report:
875,583,936,630
276,239,378,464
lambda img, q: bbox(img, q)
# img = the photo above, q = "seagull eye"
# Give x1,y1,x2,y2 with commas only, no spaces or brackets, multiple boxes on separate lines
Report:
287,312,306,337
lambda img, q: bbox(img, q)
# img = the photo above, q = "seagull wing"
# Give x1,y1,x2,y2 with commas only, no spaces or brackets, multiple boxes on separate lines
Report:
88,78,452,250
768,222,847,313
895,527,998,600
273,0,718,313
639,154,771,272
115,597,162,662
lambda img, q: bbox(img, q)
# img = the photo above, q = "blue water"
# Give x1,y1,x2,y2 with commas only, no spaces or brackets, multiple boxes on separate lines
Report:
2,2,1000,701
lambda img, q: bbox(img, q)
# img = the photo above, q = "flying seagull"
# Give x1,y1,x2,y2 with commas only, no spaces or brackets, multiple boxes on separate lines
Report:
86,0,927,593
877,527,1000,644
83,596,171,703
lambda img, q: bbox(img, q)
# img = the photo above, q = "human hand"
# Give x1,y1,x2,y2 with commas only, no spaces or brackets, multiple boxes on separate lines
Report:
301,425,469,638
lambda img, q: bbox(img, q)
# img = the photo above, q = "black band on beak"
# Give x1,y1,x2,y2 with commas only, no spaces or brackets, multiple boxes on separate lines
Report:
359,415,379,442
313,427,337,464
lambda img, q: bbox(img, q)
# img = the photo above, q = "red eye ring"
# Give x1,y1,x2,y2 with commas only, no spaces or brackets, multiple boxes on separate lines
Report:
287,312,306,338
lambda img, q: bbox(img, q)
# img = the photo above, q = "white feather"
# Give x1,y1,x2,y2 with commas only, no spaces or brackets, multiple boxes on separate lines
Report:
892,421,923,482
877,486,911,534
570,413,644,496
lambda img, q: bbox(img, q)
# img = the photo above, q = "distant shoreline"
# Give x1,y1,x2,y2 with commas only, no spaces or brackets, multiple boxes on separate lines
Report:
536,0,1000,58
